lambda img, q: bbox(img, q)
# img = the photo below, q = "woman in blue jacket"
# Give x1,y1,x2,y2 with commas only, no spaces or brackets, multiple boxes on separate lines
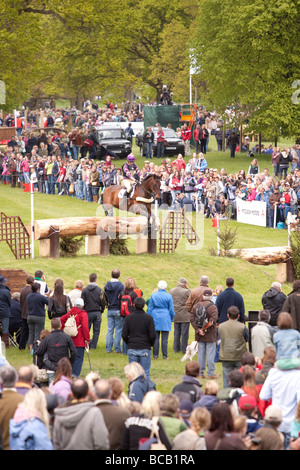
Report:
147,281,175,360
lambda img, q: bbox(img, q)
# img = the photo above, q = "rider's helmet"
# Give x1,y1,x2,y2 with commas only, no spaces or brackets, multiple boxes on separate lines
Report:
127,153,135,162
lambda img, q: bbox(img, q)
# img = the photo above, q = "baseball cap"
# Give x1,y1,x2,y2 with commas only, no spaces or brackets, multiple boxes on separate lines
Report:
74,298,84,308
179,400,193,418
238,394,257,410
264,405,282,422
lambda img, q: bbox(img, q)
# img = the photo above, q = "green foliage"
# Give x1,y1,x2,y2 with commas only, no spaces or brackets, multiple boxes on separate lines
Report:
290,231,300,279
109,236,130,256
209,222,239,257
59,236,85,257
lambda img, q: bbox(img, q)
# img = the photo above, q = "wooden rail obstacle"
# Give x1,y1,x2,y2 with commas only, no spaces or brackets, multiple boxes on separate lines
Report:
33,216,150,257
0,212,31,259
159,210,200,253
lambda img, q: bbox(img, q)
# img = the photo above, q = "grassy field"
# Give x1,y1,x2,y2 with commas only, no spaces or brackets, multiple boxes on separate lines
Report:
0,140,293,393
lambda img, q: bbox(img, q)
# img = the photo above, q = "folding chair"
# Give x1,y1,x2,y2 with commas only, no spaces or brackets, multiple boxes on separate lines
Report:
9,327,22,348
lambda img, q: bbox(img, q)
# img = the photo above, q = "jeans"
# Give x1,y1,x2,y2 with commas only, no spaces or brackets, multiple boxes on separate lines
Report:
222,360,241,388
157,141,165,158
198,341,216,376
173,322,190,353
18,318,29,350
230,145,236,158
153,331,169,358
0,316,9,334
87,311,102,349
146,142,153,159
128,348,151,381
106,310,123,352
72,347,85,377
27,315,45,346
76,179,84,199
50,175,58,195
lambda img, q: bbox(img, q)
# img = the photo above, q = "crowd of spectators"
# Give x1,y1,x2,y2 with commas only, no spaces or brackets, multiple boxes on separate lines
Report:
1,103,298,226
1,267,300,451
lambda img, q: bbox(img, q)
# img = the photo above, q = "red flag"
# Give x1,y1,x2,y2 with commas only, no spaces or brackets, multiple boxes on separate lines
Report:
212,215,220,228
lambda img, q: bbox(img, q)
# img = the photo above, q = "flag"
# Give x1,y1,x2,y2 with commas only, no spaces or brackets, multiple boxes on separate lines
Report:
212,215,220,228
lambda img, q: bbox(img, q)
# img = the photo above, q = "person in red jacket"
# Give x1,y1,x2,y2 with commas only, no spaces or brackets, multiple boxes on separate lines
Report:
181,123,192,156
60,298,90,377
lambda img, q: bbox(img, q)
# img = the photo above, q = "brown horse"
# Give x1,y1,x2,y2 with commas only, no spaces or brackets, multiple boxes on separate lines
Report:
102,174,161,222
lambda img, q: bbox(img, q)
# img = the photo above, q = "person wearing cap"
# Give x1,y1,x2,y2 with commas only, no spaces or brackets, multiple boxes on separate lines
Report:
147,281,175,360
238,394,263,434
60,297,90,377
170,277,191,354
0,274,11,349
254,405,284,450
122,297,156,384
190,288,218,379
120,153,140,200
269,186,282,227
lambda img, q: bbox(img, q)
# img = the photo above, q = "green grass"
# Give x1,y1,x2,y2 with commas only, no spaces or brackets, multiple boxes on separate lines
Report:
0,140,293,393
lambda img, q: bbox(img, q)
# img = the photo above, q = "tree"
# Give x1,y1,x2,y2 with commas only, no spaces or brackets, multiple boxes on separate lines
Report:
193,0,300,140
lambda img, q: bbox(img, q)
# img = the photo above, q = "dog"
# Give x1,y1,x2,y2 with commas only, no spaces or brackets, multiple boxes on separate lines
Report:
181,341,198,362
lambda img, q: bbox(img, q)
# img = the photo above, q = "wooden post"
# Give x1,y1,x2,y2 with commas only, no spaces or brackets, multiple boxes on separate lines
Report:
99,228,110,256
49,225,60,258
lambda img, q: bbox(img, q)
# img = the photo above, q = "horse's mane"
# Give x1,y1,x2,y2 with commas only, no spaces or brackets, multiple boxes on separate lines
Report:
140,173,161,183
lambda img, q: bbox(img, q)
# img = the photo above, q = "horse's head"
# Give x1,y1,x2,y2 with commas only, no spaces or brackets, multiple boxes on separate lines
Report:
142,174,161,200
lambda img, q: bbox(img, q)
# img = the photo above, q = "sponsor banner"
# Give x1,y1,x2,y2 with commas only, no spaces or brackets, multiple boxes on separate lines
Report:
236,198,266,227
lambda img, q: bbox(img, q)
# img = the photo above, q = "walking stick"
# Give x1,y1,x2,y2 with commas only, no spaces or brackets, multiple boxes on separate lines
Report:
85,344,92,372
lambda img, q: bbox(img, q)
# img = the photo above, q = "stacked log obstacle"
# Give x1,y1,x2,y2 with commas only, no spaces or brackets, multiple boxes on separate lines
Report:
32,216,150,257
228,246,294,283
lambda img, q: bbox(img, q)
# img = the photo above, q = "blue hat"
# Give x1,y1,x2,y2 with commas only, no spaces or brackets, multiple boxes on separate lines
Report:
0,275,8,283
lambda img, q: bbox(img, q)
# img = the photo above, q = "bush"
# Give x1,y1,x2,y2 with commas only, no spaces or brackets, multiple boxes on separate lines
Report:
59,236,85,257
109,236,130,255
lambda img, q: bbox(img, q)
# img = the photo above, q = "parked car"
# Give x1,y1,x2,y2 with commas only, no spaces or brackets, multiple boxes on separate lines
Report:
136,127,185,157
96,125,132,159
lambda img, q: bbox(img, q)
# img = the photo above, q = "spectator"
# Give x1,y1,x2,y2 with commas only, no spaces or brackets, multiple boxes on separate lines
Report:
19,275,35,350
217,370,245,414
67,279,84,307
33,270,50,296
93,379,131,450
122,297,156,384
259,354,300,448
186,275,210,314
273,311,300,365
172,361,204,404
118,277,138,354
193,380,219,412
35,318,76,378
190,288,218,379
104,269,124,354
121,390,172,450
60,297,90,377
251,310,276,359
0,365,24,450
81,273,106,349
147,280,175,360
204,402,247,450
216,277,245,324
170,277,191,354
15,365,35,395
47,281,71,319
281,280,300,330
9,388,53,450
159,393,188,443
172,406,211,450
27,283,49,355
261,282,287,327
8,292,22,346
218,306,249,387
52,378,109,450
255,346,276,386
255,405,285,450
49,357,73,403
237,393,263,434
124,362,151,403
0,274,11,350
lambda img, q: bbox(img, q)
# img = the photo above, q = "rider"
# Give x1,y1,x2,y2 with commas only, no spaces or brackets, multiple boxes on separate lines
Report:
121,153,141,200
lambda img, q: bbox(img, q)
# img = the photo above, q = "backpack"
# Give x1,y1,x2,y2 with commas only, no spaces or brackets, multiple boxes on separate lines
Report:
195,302,213,329
64,314,81,337
120,294,133,317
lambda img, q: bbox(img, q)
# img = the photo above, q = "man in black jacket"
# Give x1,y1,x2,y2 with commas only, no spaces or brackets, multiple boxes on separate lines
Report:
36,317,76,373
82,273,106,349
0,275,11,349
261,282,286,327
122,297,156,384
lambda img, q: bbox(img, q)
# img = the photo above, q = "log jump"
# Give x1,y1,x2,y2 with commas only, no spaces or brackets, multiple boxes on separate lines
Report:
32,216,152,258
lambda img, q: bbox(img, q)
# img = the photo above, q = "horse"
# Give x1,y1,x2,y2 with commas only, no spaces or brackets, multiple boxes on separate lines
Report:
102,174,161,231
